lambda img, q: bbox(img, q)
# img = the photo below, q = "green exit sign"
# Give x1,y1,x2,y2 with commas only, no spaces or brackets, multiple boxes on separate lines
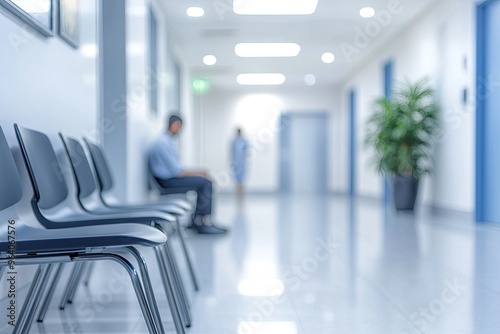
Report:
191,78,211,95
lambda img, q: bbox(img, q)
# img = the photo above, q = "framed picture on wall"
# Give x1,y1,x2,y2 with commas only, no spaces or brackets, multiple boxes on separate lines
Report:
58,0,78,47
0,0,54,36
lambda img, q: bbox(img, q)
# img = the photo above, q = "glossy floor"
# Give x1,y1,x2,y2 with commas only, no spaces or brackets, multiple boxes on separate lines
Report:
2,194,500,334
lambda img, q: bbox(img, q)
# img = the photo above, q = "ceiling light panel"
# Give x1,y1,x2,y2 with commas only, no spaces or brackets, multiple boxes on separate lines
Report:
233,0,318,15
235,43,300,58
237,73,286,85
187,7,204,17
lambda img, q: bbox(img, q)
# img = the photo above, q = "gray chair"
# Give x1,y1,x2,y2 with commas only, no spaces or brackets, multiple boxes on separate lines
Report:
14,124,187,333
82,138,199,291
84,138,193,213
58,134,194,326
0,126,170,334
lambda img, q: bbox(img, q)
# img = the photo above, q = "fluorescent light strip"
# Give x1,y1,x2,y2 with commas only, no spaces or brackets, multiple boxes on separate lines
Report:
235,43,300,58
233,0,318,15
237,73,286,86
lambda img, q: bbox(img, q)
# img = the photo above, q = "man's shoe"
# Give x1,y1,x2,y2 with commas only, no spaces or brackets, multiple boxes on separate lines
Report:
193,224,227,234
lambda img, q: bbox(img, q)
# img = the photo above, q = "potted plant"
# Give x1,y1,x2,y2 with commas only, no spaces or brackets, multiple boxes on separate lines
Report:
364,78,439,211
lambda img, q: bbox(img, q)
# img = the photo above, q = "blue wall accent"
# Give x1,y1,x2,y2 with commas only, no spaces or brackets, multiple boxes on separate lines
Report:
476,0,500,222
100,0,128,201
279,114,291,193
476,0,487,221
383,60,394,205
149,7,158,115
348,89,357,197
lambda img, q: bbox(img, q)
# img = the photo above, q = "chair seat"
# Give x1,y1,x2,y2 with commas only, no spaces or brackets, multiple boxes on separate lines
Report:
103,202,188,216
0,222,167,254
39,206,177,229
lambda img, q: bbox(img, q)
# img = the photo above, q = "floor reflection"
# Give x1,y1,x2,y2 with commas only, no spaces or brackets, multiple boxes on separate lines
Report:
12,193,500,334
474,226,500,333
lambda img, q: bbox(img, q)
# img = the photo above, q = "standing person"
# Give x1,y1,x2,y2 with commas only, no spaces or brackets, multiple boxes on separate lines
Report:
149,114,227,234
231,128,249,195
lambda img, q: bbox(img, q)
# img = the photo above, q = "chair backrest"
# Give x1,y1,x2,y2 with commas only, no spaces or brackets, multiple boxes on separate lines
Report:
147,159,162,191
83,139,114,192
15,125,69,210
0,127,23,211
59,134,99,200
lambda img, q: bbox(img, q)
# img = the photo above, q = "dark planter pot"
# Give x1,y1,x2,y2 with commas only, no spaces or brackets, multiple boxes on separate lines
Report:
391,174,419,212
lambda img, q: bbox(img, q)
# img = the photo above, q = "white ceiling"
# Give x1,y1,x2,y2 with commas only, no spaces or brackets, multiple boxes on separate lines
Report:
158,0,438,90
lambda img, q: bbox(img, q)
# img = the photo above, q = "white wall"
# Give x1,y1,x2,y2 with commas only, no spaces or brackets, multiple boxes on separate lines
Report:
0,0,98,301
124,0,184,202
0,0,98,143
193,86,339,193
338,0,475,211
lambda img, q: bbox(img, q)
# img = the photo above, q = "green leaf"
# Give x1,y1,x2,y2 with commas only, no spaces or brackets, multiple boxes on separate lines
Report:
364,77,439,176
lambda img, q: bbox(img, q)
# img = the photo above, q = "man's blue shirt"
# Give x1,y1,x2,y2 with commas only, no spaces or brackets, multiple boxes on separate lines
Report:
149,133,183,179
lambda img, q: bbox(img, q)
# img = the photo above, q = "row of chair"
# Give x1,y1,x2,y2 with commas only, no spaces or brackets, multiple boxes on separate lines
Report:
0,124,198,334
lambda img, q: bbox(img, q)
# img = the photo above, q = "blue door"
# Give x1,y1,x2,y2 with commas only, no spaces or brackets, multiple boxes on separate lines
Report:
476,0,500,222
279,112,328,194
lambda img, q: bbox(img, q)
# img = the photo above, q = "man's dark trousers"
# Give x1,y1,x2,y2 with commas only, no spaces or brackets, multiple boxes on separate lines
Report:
156,176,212,216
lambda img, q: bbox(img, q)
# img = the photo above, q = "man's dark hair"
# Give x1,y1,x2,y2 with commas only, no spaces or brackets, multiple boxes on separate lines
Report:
168,114,183,128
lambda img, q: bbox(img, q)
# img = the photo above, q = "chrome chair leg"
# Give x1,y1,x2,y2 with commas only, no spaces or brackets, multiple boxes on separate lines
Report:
67,262,87,304
14,264,52,334
154,223,191,327
23,264,54,331
154,247,185,334
37,263,65,322
161,241,192,328
124,246,165,334
164,240,191,310
0,266,5,280
175,218,199,291
59,262,84,310
83,262,95,286
73,253,161,334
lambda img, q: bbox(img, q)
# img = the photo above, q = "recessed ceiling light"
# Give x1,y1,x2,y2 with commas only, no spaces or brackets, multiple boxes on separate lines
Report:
235,43,301,57
304,74,316,86
359,7,375,18
187,7,204,17
233,0,318,15
237,73,286,85
321,52,335,64
203,55,217,65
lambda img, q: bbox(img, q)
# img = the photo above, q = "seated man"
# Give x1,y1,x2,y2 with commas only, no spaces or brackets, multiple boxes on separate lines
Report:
149,114,227,234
